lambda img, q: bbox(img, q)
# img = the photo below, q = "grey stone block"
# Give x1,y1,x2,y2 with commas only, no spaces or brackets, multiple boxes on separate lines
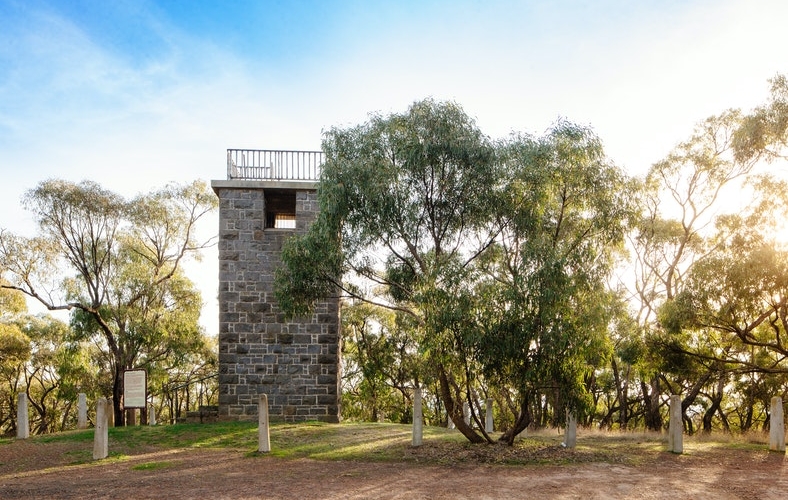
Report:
214,184,340,422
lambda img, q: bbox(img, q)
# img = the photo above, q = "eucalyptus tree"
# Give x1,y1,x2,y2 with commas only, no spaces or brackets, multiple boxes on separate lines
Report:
156,333,217,423
0,180,216,425
629,75,788,432
18,314,72,434
0,286,87,434
732,74,788,164
472,123,635,443
0,285,28,434
668,178,788,368
341,301,427,423
628,109,763,430
276,99,500,442
276,100,634,444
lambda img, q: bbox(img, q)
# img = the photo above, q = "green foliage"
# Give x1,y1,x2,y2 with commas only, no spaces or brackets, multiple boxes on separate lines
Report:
0,179,217,426
732,74,788,164
0,322,30,365
470,121,633,438
613,74,788,434
341,302,423,423
0,286,26,319
276,99,633,443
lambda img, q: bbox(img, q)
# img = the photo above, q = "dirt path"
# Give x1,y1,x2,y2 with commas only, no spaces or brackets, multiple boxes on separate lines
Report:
2,441,787,499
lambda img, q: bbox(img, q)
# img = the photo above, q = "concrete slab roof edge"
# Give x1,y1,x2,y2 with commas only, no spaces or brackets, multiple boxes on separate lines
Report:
211,179,319,194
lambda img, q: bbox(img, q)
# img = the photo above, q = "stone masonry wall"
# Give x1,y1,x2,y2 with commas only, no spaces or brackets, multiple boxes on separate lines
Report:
214,186,340,422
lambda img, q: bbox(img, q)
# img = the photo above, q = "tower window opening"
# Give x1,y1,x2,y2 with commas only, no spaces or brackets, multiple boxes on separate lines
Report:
264,189,297,229
272,214,296,229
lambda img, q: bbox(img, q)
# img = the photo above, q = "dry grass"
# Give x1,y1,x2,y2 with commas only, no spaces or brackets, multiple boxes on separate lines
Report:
1,420,778,474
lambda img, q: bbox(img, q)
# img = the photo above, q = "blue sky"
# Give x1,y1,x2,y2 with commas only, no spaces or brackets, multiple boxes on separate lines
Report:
1,0,787,334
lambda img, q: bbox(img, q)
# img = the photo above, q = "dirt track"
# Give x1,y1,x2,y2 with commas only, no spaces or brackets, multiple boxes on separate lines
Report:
1,440,787,499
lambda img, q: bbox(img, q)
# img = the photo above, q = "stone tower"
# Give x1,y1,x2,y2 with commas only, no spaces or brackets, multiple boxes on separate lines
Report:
211,149,340,422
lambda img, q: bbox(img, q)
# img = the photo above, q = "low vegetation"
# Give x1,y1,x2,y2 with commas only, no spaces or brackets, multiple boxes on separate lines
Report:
2,421,776,473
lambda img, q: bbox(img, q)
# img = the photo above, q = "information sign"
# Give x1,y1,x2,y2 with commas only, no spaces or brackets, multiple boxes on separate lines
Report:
123,370,147,409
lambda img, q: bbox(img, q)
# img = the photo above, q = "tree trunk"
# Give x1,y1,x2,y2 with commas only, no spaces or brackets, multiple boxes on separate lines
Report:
437,365,485,444
641,377,662,431
681,370,713,435
499,393,532,446
702,374,726,433
741,403,754,432
113,364,125,427
621,364,631,429
717,404,731,432
612,359,631,430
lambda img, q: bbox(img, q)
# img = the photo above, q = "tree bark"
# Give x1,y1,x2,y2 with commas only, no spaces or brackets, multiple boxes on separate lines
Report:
437,365,485,444
113,364,125,426
499,393,532,446
641,377,663,431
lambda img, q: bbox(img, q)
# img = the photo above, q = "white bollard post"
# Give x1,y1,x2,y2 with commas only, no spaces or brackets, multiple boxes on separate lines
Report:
16,393,29,439
258,394,271,453
769,396,785,452
668,394,683,454
149,405,157,426
78,393,88,429
93,398,108,459
485,399,494,433
412,388,423,447
564,411,577,449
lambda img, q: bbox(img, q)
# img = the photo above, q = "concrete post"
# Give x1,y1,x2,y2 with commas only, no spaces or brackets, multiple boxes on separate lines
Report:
16,393,29,439
564,412,577,449
258,394,270,453
463,402,470,427
485,399,494,433
93,398,108,459
412,388,423,447
668,394,683,454
769,396,785,452
149,405,157,426
77,393,88,429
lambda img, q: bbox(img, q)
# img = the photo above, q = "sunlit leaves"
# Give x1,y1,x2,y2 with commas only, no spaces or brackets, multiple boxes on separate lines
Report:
0,178,217,425
732,74,788,164
278,99,633,443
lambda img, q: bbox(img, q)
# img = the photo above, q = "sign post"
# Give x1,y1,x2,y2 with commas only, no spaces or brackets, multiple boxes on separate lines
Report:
123,370,147,426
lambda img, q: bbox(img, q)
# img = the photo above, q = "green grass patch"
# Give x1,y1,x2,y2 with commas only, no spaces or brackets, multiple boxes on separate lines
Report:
131,461,175,471
107,420,258,450
6,421,780,470
63,448,93,466
266,421,463,461
37,429,94,444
